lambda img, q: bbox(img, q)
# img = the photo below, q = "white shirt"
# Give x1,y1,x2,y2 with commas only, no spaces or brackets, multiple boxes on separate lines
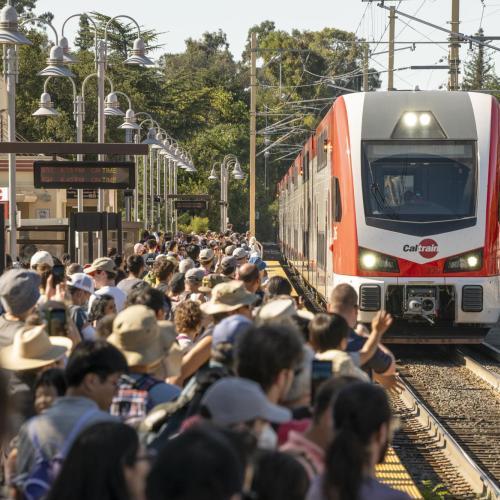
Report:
88,285,127,313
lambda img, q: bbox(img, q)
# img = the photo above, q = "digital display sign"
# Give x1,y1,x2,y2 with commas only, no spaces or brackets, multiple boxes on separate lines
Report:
33,161,135,189
175,200,208,211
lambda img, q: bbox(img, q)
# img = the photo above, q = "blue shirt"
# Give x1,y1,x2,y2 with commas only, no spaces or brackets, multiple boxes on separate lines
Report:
129,373,180,407
346,329,392,374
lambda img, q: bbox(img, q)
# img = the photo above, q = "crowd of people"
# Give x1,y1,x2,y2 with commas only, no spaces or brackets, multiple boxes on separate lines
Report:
0,229,410,500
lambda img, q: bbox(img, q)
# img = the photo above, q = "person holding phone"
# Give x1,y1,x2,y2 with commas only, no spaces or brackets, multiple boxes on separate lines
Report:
309,314,370,382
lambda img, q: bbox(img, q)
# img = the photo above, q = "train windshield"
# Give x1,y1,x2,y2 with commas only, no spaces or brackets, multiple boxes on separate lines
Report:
362,141,476,223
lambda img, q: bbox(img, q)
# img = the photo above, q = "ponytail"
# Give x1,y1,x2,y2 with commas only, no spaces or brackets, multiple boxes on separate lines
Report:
321,382,392,500
323,428,366,500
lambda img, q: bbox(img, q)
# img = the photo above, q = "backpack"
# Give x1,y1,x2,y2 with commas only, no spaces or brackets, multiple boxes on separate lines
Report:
23,408,99,500
110,374,162,425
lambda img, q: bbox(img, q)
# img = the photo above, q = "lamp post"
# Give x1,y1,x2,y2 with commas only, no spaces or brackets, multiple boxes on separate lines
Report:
33,73,120,262
98,16,153,221
209,154,244,232
139,121,161,229
0,2,31,261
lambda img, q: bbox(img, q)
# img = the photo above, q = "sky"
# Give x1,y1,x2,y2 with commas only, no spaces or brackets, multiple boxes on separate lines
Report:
35,0,500,91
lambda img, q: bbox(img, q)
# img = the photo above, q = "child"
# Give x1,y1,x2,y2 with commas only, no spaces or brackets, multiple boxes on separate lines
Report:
33,368,67,414
309,313,369,382
174,301,203,353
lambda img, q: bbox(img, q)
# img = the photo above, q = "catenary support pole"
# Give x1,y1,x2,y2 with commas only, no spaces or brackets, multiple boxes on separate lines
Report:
388,6,396,91
249,32,257,236
449,0,460,91
363,42,369,92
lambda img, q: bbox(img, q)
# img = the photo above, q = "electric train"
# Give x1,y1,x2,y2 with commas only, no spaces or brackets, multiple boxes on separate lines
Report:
278,91,500,342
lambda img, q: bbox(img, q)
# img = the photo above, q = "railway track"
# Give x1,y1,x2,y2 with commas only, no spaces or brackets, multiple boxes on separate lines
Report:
397,349,500,499
266,247,500,497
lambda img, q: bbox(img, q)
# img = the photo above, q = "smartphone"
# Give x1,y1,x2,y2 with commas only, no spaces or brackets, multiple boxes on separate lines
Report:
311,359,333,399
46,308,67,337
51,264,66,286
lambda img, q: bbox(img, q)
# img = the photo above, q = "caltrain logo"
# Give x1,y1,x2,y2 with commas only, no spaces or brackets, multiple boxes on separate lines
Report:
403,239,439,259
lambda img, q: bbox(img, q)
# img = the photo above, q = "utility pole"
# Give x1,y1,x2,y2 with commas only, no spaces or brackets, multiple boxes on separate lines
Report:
448,0,460,91
249,32,257,236
388,6,396,91
363,42,369,92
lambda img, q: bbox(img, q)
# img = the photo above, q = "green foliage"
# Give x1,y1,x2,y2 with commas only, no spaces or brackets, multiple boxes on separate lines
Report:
13,10,373,238
4,0,37,15
462,29,500,97
178,216,210,234
419,480,451,499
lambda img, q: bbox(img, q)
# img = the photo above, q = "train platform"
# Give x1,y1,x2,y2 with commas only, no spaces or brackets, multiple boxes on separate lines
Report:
264,256,422,499
265,260,298,297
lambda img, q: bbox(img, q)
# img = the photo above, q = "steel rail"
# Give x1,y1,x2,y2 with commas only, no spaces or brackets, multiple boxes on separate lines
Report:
398,377,500,499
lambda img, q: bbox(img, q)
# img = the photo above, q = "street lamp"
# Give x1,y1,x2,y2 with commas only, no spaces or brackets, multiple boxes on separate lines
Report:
0,1,32,261
97,15,154,221
209,155,243,232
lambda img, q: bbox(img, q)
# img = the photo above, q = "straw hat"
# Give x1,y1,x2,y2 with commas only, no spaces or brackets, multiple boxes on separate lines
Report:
200,280,257,315
108,305,176,367
0,325,72,371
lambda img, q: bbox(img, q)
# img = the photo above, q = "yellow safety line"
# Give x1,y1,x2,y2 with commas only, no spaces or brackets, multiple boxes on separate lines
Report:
265,260,421,497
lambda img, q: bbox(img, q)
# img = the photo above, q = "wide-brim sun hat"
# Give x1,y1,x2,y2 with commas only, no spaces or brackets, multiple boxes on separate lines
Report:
200,280,258,315
0,325,72,371
108,305,176,367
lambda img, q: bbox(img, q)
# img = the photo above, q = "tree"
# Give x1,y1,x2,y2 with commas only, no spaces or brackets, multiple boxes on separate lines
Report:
1,0,37,15
12,15,379,236
462,29,500,92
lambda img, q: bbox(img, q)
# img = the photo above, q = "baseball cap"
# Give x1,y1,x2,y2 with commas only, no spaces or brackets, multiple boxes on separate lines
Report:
84,257,116,275
185,268,205,282
232,248,248,260
201,377,291,425
221,256,237,273
199,273,229,293
212,314,253,348
225,245,236,256
249,255,267,271
67,273,95,294
179,258,195,274
30,250,54,269
0,269,41,317
200,248,215,263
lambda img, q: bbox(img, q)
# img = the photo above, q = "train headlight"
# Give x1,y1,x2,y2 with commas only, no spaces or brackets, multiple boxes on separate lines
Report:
419,113,432,126
392,111,446,139
359,248,400,273
403,112,418,127
361,253,377,269
444,250,483,273
467,255,479,268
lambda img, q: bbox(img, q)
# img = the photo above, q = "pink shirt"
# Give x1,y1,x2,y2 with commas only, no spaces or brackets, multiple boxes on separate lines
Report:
280,430,325,480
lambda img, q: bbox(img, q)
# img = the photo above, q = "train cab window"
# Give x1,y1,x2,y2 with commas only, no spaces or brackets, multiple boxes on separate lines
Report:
332,176,342,222
362,141,477,236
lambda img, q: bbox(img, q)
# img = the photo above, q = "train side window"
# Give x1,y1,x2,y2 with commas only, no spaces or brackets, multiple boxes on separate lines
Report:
317,129,328,171
332,176,342,222
303,151,310,182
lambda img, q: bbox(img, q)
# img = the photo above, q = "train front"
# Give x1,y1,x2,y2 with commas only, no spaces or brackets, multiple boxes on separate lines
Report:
342,91,499,339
